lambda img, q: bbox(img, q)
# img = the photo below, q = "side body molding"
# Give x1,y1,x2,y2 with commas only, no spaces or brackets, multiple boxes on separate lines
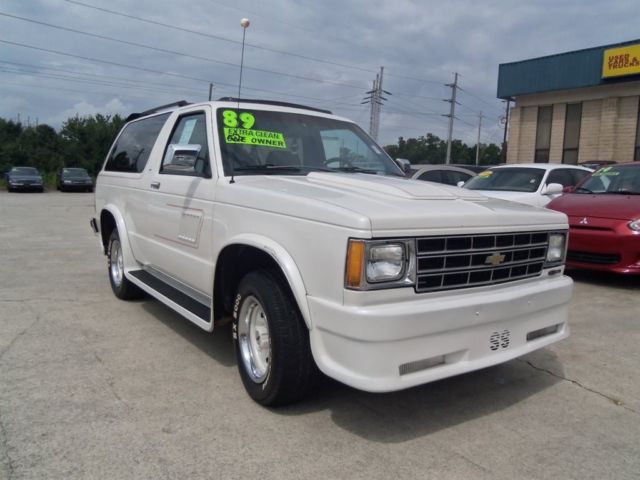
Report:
222,233,313,329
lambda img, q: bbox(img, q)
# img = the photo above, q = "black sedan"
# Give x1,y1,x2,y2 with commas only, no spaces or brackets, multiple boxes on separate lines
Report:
57,168,94,192
5,166,44,192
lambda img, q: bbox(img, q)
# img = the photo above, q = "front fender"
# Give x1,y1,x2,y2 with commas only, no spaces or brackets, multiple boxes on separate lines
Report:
223,233,313,329
101,204,139,272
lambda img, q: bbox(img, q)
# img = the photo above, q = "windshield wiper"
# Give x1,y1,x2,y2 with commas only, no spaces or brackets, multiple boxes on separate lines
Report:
609,190,640,195
574,186,594,194
330,166,379,174
233,164,302,173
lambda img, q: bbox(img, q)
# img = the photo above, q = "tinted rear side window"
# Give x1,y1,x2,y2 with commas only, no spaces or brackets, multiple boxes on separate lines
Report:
105,113,170,173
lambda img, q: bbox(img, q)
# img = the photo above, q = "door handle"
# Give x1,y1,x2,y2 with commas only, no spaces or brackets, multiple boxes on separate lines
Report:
150,182,160,189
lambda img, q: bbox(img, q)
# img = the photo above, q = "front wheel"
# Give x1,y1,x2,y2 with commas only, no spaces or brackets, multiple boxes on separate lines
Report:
107,229,144,300
233,270,318,406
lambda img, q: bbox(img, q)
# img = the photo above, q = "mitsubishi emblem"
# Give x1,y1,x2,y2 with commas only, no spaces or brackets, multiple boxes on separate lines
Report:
579,217,589,225
485,252,506,266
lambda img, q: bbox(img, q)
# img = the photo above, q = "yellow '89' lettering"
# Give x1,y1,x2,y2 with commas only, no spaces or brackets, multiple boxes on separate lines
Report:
223,110,255,129
223,110,238,127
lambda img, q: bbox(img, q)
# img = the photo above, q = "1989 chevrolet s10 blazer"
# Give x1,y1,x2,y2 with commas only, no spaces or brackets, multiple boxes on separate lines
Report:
91,98,572,406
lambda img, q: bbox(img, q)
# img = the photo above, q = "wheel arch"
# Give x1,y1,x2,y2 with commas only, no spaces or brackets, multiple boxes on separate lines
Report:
214,235,312,329
99,205,138,271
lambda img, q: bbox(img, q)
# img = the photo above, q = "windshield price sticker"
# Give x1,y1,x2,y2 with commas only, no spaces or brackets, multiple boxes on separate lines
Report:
593,166,620,176
478,170,493,177
222,110,255,129
224,127,287,149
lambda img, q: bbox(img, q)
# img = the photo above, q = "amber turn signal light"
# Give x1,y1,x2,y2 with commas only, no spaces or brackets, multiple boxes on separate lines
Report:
345,240,365,288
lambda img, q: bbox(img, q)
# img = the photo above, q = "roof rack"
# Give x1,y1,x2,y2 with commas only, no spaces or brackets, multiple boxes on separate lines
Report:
125,100,191,122
217,97,332,115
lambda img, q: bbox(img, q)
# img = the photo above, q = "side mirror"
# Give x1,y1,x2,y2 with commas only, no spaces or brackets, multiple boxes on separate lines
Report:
456,180,465,188
394,158,412,176
562,185,575,193
543,183,563,195
162,144,202,174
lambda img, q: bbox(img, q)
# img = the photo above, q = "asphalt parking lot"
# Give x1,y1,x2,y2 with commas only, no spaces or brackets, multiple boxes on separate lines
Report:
1,191,639,480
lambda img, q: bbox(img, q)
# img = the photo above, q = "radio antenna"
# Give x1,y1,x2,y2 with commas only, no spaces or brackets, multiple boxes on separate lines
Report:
237,18,250,109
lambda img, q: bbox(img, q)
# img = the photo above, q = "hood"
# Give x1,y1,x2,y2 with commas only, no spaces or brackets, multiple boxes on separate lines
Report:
548,193,640,220
8,174,42,181
216,173,567,234
468,189,539,205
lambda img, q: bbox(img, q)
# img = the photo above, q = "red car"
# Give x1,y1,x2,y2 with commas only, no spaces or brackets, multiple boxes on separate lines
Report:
547,163,640,274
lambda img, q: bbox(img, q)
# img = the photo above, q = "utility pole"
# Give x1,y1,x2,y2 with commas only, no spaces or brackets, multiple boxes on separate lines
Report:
443,72,459,164
362,66,390,142
501,99,511,162
208,82,214,101
475,112,483,165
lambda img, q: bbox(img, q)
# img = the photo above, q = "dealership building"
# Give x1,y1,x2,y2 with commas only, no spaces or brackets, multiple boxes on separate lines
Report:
498,39,640,164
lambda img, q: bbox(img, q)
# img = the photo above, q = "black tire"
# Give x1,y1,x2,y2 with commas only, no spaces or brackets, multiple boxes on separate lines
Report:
233,270,318,406
107,229,144,300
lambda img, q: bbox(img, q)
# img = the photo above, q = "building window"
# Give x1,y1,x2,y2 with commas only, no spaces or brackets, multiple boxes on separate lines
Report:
562,103,582,165
635,98,640,161
534,106,553,163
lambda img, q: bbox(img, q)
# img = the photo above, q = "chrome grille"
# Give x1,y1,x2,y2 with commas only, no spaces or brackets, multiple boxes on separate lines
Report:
415,231,549,293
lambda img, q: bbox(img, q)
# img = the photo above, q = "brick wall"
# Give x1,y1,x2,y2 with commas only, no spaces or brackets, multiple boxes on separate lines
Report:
507,82,640,164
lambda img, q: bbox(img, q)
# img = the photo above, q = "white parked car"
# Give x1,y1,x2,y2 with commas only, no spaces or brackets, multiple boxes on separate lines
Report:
91,99,573,406
462,163,593,207
410,164,476,186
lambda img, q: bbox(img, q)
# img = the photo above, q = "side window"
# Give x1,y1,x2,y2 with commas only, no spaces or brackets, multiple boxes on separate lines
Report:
418,170,442,183
162,113,211,177
547,169,573,187
105,113,169,173
571,169,590,185
444,171,472,186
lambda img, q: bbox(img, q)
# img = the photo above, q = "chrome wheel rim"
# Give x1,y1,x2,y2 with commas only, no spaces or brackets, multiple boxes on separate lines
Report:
237,295,271,383
110,239,124,287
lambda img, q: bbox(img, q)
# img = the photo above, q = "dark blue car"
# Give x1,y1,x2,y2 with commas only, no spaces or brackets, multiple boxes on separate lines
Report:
5,166,44,192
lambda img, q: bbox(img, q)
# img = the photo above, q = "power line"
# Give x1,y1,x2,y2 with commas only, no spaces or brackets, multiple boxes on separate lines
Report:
0,39,366,106
63,0,376,75
61,1,499,106
0,11,367,90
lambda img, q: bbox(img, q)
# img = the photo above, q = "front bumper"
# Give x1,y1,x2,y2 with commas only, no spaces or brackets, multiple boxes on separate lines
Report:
566,221,640,274
308,274,572,392
8,182,43,191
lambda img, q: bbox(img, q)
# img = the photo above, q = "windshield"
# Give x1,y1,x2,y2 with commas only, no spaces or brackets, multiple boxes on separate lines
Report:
216,108,403,177
464,167,545,193
63,168,89,176
11,167,39,175
576,165,640,194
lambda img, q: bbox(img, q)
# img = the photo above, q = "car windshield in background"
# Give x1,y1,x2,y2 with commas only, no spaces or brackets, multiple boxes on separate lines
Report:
216,108,404,177
12,167,39,175
464,167,545,193
577,166,640,194
63,168,89,176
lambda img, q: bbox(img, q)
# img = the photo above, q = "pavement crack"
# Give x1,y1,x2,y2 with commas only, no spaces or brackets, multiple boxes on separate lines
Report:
0,313,41,362
0,410,16,480
521,359,639,415
93,352,129,409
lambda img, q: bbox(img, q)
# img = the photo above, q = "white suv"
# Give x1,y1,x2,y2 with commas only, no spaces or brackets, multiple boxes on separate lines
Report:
91,99,573,406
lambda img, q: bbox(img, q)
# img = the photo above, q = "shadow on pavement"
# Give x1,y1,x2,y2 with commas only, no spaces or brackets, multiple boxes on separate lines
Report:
140,298,564,443
141,301,236,367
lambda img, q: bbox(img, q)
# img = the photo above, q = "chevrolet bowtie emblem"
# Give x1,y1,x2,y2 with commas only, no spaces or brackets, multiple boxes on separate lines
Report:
485,252,506,266
579,217,589,225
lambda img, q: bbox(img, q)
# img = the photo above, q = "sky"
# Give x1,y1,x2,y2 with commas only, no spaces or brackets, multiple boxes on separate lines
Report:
1,0,639,146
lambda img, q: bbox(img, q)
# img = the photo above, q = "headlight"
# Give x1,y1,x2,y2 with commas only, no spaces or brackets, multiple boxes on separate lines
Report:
345,239,414,289
367,244,405,282
546,233,566,264
64,180,72,183
629,219,640,232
